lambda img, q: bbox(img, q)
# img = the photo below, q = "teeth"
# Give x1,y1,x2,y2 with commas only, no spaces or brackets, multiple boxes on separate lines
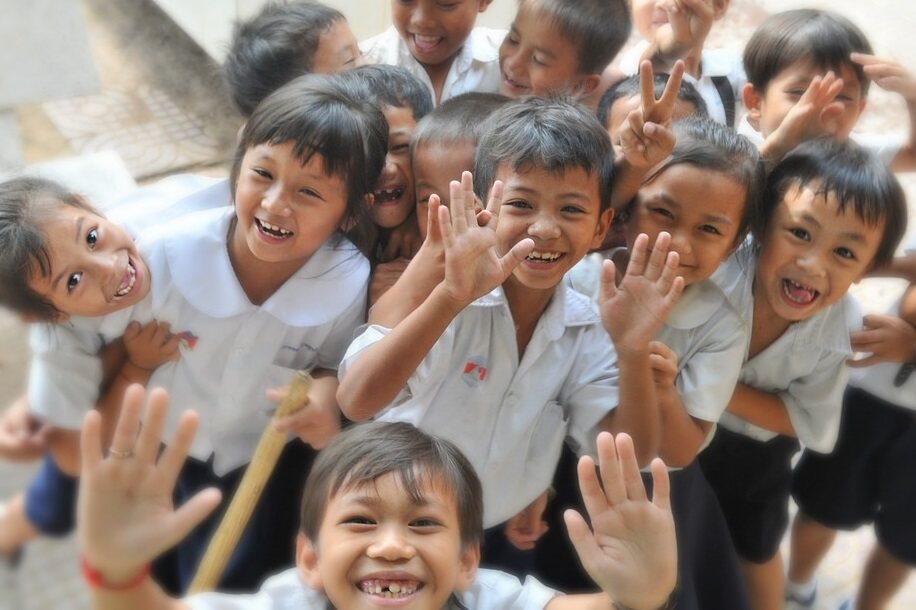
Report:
114,261,136,298
782,278,818,304
359,579,419,597
526,251,562,262
257,218,293,237
374,187,404,202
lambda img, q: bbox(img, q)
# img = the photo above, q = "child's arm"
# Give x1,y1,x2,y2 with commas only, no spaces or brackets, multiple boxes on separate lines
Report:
78,386,218,610
641,0,715,74
268,368,341,449
849,286,916,367
869,251,916,283
851,53,916,173
597,233,684,464
338,181,534,421
548,432,676,610
725,383,794,436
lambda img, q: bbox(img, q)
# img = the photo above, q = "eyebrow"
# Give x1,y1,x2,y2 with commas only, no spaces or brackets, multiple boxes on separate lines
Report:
350,494,433,509
507,185,590,201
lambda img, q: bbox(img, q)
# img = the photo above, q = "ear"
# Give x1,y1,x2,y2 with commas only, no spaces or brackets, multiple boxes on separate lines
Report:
454,543,481,592
575,74,602,97
742,83,762,131
591,208,615,249
477,0,494,13
296,533,324,591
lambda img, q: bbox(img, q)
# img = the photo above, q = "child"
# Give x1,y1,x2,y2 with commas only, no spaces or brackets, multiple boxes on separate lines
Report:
622,0,741,127
224,0,362,116
740,9,916,172
337,97,683,565
24,74,388,593
498,0,630,108
361,0,502,105
785,235,916,610
77,384,678,610
698,139,908,610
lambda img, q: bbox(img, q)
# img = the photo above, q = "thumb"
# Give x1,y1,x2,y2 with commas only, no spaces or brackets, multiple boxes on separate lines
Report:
599,259,618,304
499,238,534,274
162,488,222,550
123,321,141,340
564,509,601,568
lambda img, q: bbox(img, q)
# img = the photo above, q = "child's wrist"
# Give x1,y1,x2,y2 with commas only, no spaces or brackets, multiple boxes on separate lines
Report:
81,555,150,591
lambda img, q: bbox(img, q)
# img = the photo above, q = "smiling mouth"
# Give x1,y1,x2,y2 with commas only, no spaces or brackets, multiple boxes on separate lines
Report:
358,579,423,599
502,73,529,93
525,250,563,263
411,34,443,53
113,259,137,300
781,278,819,305
255,218,294,238
374,187,405,205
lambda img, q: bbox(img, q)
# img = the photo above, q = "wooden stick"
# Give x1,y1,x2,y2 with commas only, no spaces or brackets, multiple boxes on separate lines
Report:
188,371,313,593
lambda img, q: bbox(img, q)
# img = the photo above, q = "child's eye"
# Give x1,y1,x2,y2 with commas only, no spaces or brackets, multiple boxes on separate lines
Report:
532,54,548,67
252,167,272,180
788,227,810,241
410,517,442,528
390,143,409,154
67,272,83,292
505,199,532,210
699,224,722,235
86,228,99,248
835,246,856,260
651,207,674,219
436,1,460,10
300,187,323,200
505,33,519,46
561,205,585,214
342,515,375,526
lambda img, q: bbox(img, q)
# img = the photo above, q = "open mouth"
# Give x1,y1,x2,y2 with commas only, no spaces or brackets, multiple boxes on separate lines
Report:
781,278,819,306
113,259,137,300
374,187,405,205
358,579,423,600
502,72,530,94
411,34,443,54
525,250,563,264
255,218,294,239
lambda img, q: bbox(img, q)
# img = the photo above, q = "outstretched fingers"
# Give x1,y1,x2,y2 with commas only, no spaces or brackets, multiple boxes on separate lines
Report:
614,433,647,502
649,457,671,511
133,387,170,464
107,384,145,459
499,237,535,276
80,410,103,473
653,61,685,123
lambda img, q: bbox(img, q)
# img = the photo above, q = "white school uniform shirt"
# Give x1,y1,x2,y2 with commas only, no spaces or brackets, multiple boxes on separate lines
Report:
186,567,559,610
736,116,903,166
340,283,619,528
619,43,746,126
711,249,861,453
360,26,504,104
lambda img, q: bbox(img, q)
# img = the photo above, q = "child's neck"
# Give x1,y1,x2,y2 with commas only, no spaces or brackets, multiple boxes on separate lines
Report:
503,276,555,359
227,221,303,306
748,274,792,359
422,55,458,105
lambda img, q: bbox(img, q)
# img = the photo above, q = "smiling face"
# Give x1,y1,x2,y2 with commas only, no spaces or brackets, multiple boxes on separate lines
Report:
311,18,363,74
297,472,478,610
26,203,150,320
371,105,419,230
755,182,883,323
627,164,747,286
498,2,590,98
231,141,350,270
391,0,491,68
495,163,611,294
413,139,477,239
745,61,866,140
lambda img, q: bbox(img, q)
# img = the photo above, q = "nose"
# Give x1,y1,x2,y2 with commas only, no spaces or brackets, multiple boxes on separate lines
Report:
410,4,434,29
88,250,121,292
261,185,291,216
504,47,526,78
527,214,560,241
669,230,693,260
367,526,416,562
796,248,827,276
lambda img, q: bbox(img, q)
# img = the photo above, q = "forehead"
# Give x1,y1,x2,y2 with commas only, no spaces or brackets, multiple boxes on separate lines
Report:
317,20,357,52
414,141,476,175
382,105,418,134
331,471,460,512
771,61,864,94
496,162,599,200
779,181,883,236
514,2,581,58
642,164,747,216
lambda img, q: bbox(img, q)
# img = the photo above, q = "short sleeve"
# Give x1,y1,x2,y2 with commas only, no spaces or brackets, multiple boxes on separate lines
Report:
458,569,560,609
677,323,747,422
779,347,850,453
315,283,368,371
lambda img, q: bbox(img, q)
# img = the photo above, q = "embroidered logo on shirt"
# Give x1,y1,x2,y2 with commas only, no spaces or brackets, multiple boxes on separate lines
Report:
461,356,489,387
176,331,198,350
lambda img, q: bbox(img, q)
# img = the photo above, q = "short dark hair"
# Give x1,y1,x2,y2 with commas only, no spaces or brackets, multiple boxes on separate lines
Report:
230,73,388,252
0,176,94,320
597,73,709,128
760,138,907,267
744,9,873,95
475,96,615,210
341,64,434,122
300,421,483,548
642,117,765,246
411,92,511,156
521,0,631,74
224,1,348,116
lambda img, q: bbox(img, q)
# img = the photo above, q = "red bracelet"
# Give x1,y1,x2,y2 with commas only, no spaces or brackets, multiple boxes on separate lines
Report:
81,555,151,591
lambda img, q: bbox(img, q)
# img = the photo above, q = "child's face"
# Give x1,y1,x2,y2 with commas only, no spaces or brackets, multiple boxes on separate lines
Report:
413,140,477,240
26,204,150,320
632,0,730,42
746,62,866,140
628,164,746,286
371,105,419,230
233,142,350,267
391,0,492,68
296,472,478,610
495,163,612,292
606,94,699,154
755,182,883,322
311,19,363,74
498,1,591,98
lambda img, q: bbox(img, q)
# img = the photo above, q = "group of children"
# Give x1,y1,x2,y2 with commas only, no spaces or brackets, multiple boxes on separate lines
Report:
0,1,914,609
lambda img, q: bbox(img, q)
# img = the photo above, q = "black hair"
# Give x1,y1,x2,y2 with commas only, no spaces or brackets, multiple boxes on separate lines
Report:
641,117,765,246
224,1,350,116
521,0,631,74
300,421,483,548
411,92,511,155
474,96,615,210
760,138,907,267
744,9,873,94
340,64,434,122
597,73,709,128
230,73,388,252
0,176,94,320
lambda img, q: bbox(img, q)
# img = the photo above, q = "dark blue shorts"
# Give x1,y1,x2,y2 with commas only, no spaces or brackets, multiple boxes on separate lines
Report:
24,455,77,536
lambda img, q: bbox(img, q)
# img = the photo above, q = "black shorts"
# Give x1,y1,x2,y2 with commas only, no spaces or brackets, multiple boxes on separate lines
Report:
24,454,77,536
792,386,916,565
699,427,800,563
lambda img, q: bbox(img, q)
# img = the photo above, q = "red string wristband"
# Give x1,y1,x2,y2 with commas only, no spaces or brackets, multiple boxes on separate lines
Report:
81,555,151,591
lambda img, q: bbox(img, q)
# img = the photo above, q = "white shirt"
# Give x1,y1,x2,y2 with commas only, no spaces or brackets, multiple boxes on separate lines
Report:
340,283,619,527
711,249,861,453
186,567,559,610
736,116,904,166
29,206,369,475
620,43,746,126
361,27,504,104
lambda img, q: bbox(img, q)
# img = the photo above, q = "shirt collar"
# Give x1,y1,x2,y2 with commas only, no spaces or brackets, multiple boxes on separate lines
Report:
147,207,368,325
473,281,600,339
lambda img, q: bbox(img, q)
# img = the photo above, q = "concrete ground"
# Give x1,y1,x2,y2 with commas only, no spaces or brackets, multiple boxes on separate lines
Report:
1,0,915,608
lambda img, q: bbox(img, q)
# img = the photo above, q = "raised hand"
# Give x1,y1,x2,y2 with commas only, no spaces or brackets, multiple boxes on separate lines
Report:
270,373,341,449
660,0,716,59
123,320,180,372
848,314,916,367
439,171,534,305
852,53,916,102
599,232,684,355
649,340,679,389
761,71,845,163
564,432,676,610
619,60,684,168
78,385,221,585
